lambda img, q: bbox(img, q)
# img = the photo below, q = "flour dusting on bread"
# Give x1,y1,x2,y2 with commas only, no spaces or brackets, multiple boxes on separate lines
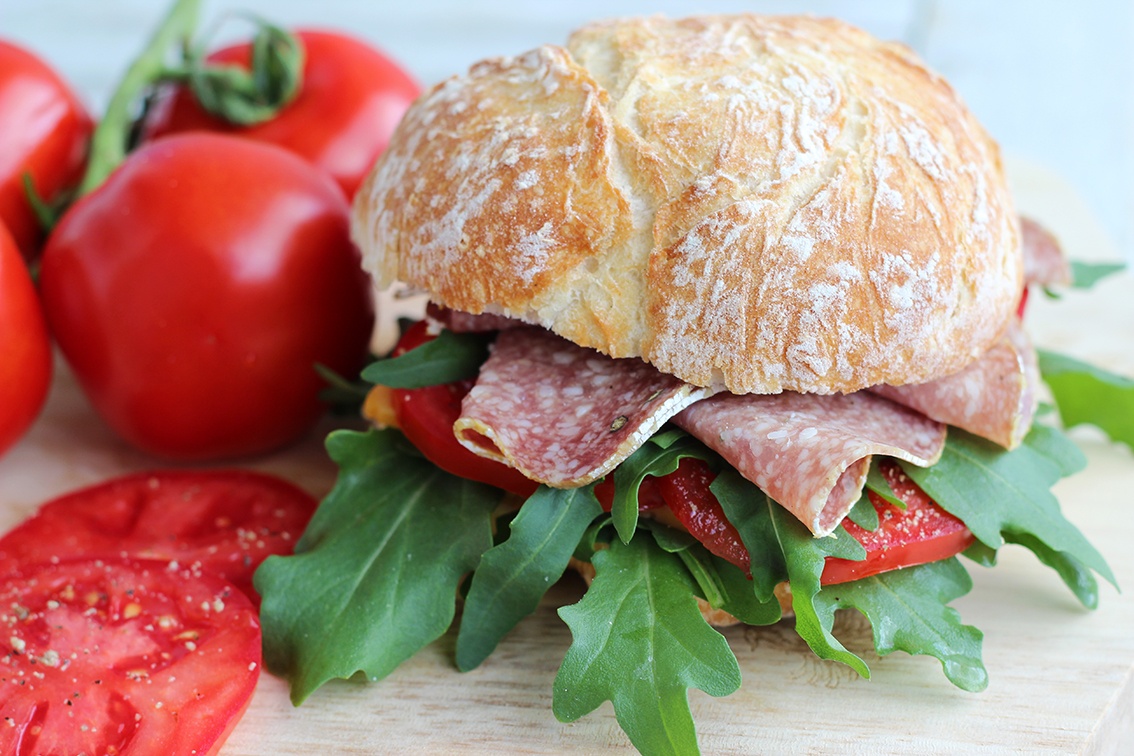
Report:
353,14,1021,394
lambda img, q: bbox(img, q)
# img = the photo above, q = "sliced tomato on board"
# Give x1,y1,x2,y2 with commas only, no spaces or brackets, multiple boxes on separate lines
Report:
390,320,539,497
0,470,317,604
0,558,260,755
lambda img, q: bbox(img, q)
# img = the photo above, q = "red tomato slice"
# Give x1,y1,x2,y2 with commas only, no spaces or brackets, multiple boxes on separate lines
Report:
0,558,260,755
390,321,539,497
644,457,971,584
593,475,666,512
653,458,751,570
0,470,317,604
822,459,974,584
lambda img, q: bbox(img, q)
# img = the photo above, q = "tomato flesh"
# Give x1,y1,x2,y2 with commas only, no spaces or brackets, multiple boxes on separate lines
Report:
391,321,539,497
0,470,317,605
653,459,751,569
0,558,260,755
822,460,974,584
641,456,971,584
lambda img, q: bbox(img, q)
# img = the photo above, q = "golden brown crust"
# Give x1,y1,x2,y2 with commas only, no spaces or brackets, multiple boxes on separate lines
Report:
353,14,1021,394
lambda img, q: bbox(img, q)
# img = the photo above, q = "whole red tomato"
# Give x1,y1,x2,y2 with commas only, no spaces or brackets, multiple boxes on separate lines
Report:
0,40,91,260
39,133,373,460
0,223,52,456
143,29,420,197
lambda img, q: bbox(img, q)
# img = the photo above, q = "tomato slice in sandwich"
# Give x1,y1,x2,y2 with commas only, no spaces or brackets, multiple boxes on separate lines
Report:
822,459,975,585
390,321,540,497
633,457,973,585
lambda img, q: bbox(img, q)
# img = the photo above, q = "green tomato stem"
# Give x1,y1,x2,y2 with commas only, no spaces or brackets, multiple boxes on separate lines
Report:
76,0,202,197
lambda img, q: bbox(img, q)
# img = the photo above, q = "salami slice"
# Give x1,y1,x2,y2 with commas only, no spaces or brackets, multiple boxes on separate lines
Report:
673,392,946,537
871,320,1038,449
1021,216,1071,287
455,327,716,486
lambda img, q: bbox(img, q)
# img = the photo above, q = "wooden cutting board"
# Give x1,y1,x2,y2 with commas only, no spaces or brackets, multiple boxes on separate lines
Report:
0,161,1131,753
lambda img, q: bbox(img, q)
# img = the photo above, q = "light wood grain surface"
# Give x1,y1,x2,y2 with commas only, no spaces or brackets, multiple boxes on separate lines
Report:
2,2,1133,753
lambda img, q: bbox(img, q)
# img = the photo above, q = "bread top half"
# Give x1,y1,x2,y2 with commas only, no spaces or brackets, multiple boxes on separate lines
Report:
352,13,1022,394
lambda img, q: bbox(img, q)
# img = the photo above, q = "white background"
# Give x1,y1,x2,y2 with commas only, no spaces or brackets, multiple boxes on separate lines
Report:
4,0,1131,262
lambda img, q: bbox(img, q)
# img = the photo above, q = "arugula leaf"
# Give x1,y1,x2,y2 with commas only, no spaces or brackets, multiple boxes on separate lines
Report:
639,520,724,606
710,555,782,626
610,431,713,543
641,519,781,625
456,485,603,671
865,463,905,509
360,329,491,387
769,503,872,677
845,492,880,531
1004,530,1100,609
1024,419,1088,476
573,515,612,562
1070,261,1126,289
815,559,987,691
711,468,869,675
710,469,787,603
642,519,698,553
1038,349,1134,450
255,429,500,703
553,536,741,756
673,547,727,609
900,426,1117,602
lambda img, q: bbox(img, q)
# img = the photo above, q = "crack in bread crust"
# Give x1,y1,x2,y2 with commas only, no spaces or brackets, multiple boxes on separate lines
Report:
353,14,1021,394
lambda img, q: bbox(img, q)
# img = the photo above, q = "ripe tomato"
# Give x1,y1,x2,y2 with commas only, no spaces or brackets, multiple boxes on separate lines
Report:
0,558,260,754
39,133,373,460
391,321,539,497
143,29,420,197
0,470,317,604
0,224,52,458
822,460,974,584
642,456,972,584
653,458,750,569
0,40,91,260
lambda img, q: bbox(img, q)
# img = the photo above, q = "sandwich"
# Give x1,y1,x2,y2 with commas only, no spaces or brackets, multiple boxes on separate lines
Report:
254,14,1123,754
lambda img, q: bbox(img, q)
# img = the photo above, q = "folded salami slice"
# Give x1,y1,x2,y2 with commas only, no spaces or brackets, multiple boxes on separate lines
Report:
1021,216,1071,287
871,320,1038,449
673,392,946,537
455,327,716,487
